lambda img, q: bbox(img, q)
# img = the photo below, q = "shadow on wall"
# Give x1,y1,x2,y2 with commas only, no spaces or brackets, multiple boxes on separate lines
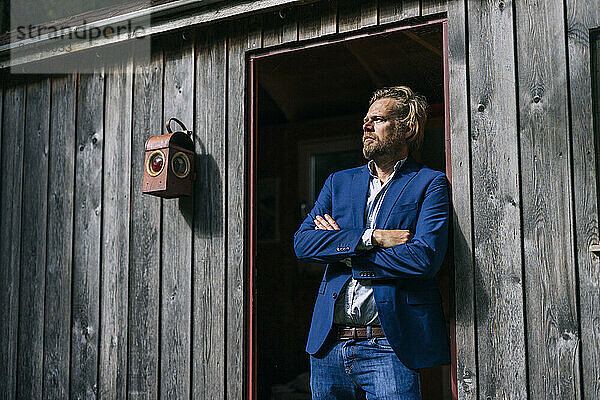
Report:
452,207,490,336
192,145,224,236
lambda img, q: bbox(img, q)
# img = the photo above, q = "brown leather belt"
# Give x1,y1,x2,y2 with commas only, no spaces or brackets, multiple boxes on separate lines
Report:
335,325,385,340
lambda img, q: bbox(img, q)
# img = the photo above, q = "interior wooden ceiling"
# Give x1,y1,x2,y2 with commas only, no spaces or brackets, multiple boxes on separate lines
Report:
256,23,444,125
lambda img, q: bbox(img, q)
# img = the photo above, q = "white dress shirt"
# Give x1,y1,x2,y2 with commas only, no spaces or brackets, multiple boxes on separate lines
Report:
333,158,407,326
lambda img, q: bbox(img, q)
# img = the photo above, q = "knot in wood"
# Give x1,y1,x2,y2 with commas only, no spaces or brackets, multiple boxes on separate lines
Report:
477,103,485,112
499,1,505,11
533,95,541,103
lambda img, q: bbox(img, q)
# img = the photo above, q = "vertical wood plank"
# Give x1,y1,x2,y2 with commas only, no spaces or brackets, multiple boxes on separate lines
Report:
338,0,361,33
0,81,2,206
298,2,321,40
161,36,194,400
43,75,77,400
447,1,477,398
98,59,134,399
248,15,263,51
515,0,582,398
0,83,25,400
320,1,337,35
70,71,104,400
227,18,258,400
17,78,51,400
421,0,448,16
128,51,163,400
298,1,337,41
192,26,227,400
360,0,378,28
263,6,298,48
338,0,380,31
0,82,3,395
281,7,299,44
378,0,420,24
467,0,528,398
565,1,600,398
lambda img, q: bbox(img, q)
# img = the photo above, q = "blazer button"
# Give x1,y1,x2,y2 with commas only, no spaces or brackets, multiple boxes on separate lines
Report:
332,293,337,299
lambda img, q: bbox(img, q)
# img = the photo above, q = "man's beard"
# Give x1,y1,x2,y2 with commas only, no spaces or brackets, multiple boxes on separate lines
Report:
363,130,405,161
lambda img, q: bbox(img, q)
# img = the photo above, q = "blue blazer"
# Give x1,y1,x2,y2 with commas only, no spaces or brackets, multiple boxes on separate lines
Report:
294,156,450,369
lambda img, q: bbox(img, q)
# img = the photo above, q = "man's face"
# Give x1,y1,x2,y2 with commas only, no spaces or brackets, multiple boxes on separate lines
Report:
362,98,406,160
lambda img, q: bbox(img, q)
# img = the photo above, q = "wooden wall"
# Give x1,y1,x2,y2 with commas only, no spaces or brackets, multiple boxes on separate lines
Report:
1,0,600,399
448,0,600,399
0,1,450,399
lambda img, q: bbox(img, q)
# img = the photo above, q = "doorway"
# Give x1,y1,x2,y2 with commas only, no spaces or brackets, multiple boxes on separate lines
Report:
250,20,453,400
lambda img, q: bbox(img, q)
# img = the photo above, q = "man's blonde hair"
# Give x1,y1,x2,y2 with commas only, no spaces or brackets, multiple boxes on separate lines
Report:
369,86,428,153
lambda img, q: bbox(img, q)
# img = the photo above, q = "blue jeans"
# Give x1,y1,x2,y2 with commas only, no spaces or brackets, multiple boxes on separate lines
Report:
310,337,421,400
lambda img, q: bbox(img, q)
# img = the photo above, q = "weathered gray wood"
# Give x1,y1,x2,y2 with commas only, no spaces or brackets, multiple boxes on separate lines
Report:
17,78,51,400
43,75,77,400
247,15,264,51
298,2,320,40
1,0,314,69
262,6,298,47
421,0,447,16
128,50,163,400
0,83,25,400
161,37,194,400
467,0,527,398
334,0,377,33
515,0,581,398
228,18,259,400
360,0,378,28
98,59,134,399
338,0,361,33
378,0,420,24
338,0,378,33
0,82,2,237
447,1,477,398
298,1,336,41
565,2,600,397
0,84,2,391
192,26,227,400
70,71,104,400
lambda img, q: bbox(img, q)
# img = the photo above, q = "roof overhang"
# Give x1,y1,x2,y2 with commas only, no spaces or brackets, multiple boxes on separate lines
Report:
0,0,313,69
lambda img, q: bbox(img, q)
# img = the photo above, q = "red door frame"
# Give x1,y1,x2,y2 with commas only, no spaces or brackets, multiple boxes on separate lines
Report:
248,17,456,400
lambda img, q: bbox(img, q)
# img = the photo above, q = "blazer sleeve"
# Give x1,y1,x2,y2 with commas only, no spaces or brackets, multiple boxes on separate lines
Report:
351,173,450,279
294,173,367,263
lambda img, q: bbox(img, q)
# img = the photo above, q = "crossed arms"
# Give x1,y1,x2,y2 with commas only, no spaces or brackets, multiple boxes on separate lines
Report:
314,214,413,248
293,173,450,280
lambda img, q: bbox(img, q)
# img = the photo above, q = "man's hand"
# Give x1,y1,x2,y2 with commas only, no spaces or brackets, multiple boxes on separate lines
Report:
313,214,351,266
372,229,413,248
314,214,340,230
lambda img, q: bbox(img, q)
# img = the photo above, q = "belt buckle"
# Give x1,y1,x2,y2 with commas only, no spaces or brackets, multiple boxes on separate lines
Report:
352,327,358,340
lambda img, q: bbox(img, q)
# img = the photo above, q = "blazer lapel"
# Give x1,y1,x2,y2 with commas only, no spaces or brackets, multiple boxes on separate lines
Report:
351,165,371,228
375,156,421,228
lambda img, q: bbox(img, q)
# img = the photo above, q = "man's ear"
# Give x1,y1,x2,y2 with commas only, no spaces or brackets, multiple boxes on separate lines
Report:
405,121,416,137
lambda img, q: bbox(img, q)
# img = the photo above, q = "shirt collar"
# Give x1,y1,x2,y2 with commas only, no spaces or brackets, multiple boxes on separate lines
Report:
367,158,407,179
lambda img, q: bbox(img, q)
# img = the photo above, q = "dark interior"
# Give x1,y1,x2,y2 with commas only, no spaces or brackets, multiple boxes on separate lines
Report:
254,23,453,400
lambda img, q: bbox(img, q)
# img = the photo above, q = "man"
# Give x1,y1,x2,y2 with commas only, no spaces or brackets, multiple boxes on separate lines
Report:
294,86,450,399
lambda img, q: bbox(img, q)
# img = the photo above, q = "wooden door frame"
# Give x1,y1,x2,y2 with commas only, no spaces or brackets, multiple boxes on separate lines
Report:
247,16,455,400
